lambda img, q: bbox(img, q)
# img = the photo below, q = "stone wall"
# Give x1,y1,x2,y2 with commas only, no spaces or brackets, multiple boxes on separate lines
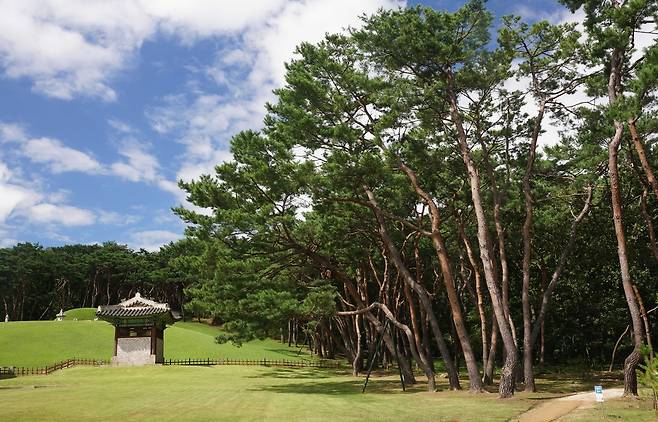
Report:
112,337,155,366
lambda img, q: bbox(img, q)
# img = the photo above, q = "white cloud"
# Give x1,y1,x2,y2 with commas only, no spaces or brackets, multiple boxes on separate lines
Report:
128,229,182,251
0,168,95,228
26,203,95,226
147,0,403,182
109,139,186,201
22,137,102,173
140,0,288,41
0,122,27,142
0,122,103,174
0,0,144,100
0,182,35,222
111,140,160,182
107,119,136,134
98,210,141,225
1,121,185,203
0,0,296,100
0,237,18,248
515,4,577,24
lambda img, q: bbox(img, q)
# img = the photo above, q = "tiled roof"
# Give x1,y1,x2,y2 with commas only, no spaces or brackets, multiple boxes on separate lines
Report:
96,292,177,322
96,306,169,318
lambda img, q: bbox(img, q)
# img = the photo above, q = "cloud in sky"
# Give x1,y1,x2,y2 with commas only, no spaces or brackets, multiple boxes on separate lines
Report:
0,122,180,242
0,0,335,101
0,158,95,227
22,137,103,174
146,0,404,182
128,229,182,252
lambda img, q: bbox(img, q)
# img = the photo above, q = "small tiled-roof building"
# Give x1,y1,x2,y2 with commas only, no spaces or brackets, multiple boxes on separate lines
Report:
96,293,178,366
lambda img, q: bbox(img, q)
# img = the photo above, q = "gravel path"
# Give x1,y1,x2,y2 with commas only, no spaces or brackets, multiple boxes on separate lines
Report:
512,387,625,422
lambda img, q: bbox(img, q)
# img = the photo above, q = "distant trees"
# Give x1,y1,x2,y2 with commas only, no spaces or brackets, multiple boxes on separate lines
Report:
0,241,195,321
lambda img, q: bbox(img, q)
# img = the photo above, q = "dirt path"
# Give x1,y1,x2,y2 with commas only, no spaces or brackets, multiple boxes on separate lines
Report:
512,387,624,422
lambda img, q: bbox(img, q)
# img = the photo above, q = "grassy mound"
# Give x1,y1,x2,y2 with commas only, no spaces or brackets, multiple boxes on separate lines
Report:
61,307,97,320
0,320,308,367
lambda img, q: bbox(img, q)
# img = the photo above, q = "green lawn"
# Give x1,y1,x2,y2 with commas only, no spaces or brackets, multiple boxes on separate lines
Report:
561,390,657,422
0,320,310,367
61,307,97,320
2,321,656,421
0,365,532,422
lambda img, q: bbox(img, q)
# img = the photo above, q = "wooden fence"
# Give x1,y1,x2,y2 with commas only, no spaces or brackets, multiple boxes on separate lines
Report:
163,358,342,369
0,357,340,378
0,358,109,378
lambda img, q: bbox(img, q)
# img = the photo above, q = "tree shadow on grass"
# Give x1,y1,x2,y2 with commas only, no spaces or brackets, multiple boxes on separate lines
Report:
251,378,409,396
247,367,334,380
262,347,314,359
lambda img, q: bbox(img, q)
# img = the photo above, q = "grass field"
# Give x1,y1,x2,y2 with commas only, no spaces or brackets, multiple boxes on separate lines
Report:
1,365,655,422
60,307,97,320
0,320,309,367
1,321,655,421
0,365,533,422
561,391,657,422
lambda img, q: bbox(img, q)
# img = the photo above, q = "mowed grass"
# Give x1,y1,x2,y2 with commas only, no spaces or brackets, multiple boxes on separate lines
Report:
0,365,532,422
61,307,97,320
0,320,310,367
561,389,657,422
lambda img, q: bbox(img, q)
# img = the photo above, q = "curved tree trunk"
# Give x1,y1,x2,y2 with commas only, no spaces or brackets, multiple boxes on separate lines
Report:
363,186,462,390
529,186,593,348
459,221,489,372
299,246,418,386
610,122,645,397
395,164,482,392
629,119,658,199
338,302,437,391
447,80,518,398
607,46,645,397
521,102,546,392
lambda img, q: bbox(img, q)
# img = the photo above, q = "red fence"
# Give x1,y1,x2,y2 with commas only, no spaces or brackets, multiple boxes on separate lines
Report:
0,358,109,378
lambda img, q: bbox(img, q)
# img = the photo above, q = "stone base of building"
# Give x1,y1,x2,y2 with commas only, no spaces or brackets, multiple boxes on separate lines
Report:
112,336,161,366
111,354,157,366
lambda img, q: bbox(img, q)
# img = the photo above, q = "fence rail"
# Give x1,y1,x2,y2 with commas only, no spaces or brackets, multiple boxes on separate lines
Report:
0,358,109,378
0,357,340,378
163,358,342,368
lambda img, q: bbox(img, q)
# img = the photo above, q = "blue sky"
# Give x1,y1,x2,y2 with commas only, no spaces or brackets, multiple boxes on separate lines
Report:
0,0,566,251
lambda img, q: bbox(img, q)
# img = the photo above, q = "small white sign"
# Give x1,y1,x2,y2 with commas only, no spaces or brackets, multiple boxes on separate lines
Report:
594,385,604,402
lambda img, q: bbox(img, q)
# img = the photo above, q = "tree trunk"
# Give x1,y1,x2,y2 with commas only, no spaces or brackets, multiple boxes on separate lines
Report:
521,101,546,392
529,186,593,348
459,221,489,371
363,186,461,390
393,165,482,391
338,302,436,391
447,80,518,398
629,119,658,199
610,121,645,397
484,314,499,385
606,45,645,396
354,314,363,375
632,284,653,357
301,248,418,386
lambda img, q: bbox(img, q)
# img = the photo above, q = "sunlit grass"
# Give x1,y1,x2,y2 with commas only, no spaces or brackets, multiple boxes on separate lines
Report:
0,365,532,422
0,320,310,367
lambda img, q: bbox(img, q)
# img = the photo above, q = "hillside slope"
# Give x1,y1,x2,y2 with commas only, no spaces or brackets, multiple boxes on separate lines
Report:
0,320,308,367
